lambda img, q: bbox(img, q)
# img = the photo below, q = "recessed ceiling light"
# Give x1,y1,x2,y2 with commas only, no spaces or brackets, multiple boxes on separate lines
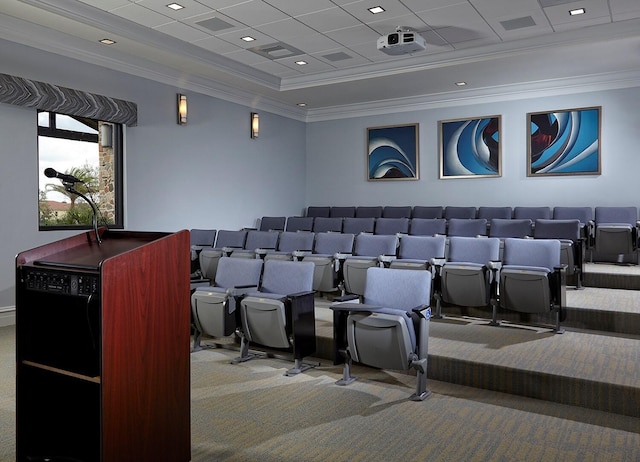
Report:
167,3,184,10
99,38,116,45
241,36,256,42
297,103,307,107
569,8,585,15
368,6,385,14
455,81,467,86
295,60,308,66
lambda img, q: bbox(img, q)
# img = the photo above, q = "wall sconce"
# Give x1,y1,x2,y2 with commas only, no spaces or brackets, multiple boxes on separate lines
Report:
250,112,259,139
99,123,113,148
177,93,187,125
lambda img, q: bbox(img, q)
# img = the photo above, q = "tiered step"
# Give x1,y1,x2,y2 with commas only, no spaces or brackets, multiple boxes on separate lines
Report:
313,263,640,417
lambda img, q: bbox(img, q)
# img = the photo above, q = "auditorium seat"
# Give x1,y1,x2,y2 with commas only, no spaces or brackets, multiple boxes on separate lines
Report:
312,216,343,233
477,206,512,220
382,206,412,218
552,206,595,250
302,232,355,293
235,260,317,376
306,206,330,218
412,206,443,219
446,218,487,237
199,229,247,281
190,257,263,351
330,206,356,218
409,218,447,236
444,206,477,220
513,206,551,222
389,235,446,271
342,233,398,297
433,236,500,321
534,219,584,288
593,206,639,262
489,218,532,239
374,217,410,235
230,230,280,259
190,229,216,279
499,238,566,333
356,206,383,218
258,216,286,231
263,231,315,261
342,217,375,234
331,267,432,400
285,216,314,232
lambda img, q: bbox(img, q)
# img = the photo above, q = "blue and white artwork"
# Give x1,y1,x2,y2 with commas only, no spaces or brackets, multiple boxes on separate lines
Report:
367,124,419,180
440,116,501,179
527,107,600,176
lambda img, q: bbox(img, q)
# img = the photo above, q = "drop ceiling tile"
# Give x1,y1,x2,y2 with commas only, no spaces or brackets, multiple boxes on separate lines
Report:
486,10,552,40
470,0,542,18
222,48,272,65
193,0,256,8
610,0,640,20
323,24,382,47
434,21,497,44
543,0,611,26
218,0,290,27
262,0,336,17
191,35,240,53
184,11,244,35
295,7,361,32
367,14,431,36
135,0,213,19
339,0,414,23
396,0,471,13
251,60,301,77
216,28,275,48
154,21,212,42
552,16,611,31
109,3,174,28
79,0,130,10
415,2,487,28
289,33,342,54
277,55,336,73
254,18,318,41
313,49,371,67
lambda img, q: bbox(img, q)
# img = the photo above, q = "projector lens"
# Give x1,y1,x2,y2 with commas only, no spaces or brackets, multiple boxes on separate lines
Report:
388,33,399,45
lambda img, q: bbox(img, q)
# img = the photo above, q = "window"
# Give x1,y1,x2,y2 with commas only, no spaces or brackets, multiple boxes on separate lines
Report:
38,111,123,230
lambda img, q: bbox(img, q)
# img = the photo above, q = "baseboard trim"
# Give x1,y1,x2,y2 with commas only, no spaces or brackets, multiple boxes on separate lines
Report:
0,306,16,327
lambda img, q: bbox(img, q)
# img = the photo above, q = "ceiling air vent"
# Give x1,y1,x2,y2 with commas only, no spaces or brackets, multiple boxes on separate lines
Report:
500,16,536,31
249,42,305,60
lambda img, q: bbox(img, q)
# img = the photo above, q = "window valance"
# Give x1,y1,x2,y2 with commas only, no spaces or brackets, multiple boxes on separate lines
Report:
0,73,137,126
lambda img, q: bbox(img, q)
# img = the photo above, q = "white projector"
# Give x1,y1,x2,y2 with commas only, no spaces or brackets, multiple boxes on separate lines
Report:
377,29,427,55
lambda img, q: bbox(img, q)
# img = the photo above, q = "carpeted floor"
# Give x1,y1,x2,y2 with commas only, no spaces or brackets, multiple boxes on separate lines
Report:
2,324,639,462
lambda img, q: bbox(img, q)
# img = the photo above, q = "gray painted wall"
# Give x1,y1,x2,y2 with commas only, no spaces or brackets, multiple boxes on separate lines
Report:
305,90,640,209
0,39,307,309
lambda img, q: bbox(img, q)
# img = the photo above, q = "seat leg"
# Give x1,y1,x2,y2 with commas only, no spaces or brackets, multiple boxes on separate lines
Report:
409,358,432,401
335,350,357,386
554,310,565,334
231,331,260,364
284,358,318,377
433,294,443,319
489,299,500,327
191,328,203,352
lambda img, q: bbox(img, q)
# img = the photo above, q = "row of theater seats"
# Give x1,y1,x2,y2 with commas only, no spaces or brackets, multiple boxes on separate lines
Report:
257,205,640,263
189,234,568,400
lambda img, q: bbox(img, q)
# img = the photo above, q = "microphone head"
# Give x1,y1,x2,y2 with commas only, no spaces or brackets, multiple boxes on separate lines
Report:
44,168,57,178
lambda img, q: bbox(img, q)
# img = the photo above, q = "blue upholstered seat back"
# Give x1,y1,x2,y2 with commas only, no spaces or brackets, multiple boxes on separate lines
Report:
312,217,343,233
190,229,216,246
513,206,551,221
477,206,512,220
503,238,560,271
595,206,638,225
553,206,593,224
313,232,354,254
375,217,410,235
285,216,314,232
276,231,314,252
447,218,487,237
244,230,279,250
398,235,446,260
215,229,247,248
363,267,431,312
534,219,580,240
353,234,397,257
409,218,447,236
448,237,500,264
260,260,314,295
489,219,532,238
214,257,263,289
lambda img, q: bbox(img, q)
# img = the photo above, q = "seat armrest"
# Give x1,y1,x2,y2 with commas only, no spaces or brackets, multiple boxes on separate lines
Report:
332,294,359,303
411,305,431,319
292,250,310,260
226,285,258,297
378,254,396,266
330,302,382,313
487,260,502,271
334,252,352,260
287,290,316,300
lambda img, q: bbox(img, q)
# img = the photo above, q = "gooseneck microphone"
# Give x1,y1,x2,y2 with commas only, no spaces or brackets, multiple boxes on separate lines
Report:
44,167,82,184
45,167,103,246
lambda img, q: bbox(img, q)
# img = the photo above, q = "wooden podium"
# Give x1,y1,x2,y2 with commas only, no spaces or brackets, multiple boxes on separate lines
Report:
15,229,191,462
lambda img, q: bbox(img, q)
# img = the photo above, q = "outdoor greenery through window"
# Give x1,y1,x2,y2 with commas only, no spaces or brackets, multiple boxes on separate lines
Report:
38,111,123,230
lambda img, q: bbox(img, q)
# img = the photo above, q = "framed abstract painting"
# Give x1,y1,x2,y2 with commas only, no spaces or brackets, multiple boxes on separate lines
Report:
367,123,419,181
527,106,601,176
439,115,501,179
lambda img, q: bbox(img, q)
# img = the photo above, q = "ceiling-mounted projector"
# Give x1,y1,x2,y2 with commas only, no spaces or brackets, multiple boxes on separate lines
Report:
377,27,427,55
